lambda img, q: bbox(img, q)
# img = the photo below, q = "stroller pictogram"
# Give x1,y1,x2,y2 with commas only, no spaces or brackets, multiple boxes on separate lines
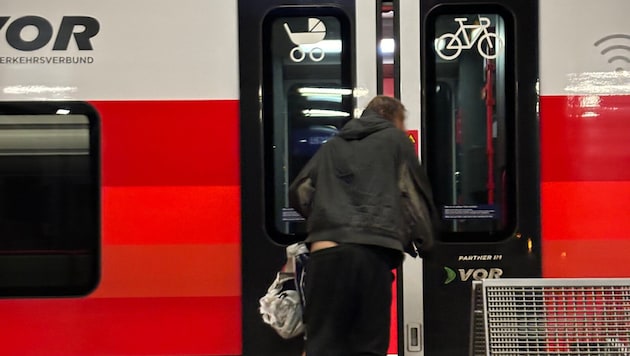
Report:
284,18,327,62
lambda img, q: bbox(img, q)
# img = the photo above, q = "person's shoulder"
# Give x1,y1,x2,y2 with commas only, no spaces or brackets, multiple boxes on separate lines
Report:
394,130,417,156
381,127,413,146
377,126,407,140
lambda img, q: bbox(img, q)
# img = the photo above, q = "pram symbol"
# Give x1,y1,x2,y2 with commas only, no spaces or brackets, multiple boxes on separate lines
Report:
284,18,327,62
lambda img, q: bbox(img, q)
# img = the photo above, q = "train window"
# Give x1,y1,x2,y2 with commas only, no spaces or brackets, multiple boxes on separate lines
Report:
0,102,99,296
425,6,515,242
262,8,352,244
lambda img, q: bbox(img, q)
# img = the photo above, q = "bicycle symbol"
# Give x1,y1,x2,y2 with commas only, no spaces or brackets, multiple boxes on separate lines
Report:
435,17,504,60
284,18,326,62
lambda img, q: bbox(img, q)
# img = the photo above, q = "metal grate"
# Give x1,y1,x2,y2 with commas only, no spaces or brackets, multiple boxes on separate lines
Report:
471,280,489,356
479,279,630,355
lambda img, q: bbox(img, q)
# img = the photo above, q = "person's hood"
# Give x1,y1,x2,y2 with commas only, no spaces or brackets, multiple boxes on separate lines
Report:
337,109,394,140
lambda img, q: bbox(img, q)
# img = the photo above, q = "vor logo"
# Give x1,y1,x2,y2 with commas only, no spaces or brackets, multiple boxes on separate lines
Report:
0,16,99,51
443,266,503,284
594,34,630,72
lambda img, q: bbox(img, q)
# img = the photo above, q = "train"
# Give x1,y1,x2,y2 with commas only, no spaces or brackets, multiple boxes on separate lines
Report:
0,0,628,355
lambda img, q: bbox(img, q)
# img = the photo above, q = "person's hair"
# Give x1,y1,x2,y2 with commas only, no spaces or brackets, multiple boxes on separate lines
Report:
365,95,406,122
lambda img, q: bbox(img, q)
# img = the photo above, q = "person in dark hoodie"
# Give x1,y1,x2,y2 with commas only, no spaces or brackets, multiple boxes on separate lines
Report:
289,95,436,356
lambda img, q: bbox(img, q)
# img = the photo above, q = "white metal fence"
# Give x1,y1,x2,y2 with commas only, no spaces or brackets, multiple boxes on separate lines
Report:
471,278,630,355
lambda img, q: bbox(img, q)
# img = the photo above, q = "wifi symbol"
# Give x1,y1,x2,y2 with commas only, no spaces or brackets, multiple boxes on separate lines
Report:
594,34,630,71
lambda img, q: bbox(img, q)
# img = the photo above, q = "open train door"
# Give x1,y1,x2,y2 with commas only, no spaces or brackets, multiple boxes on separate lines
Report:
239,0,379,355
396,0,540,354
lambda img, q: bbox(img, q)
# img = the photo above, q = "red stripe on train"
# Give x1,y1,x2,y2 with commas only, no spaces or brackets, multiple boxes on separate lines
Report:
541,94,630,278
544,239,630,278
93,100,240,187
0,296,241,355
541,95,630,182
103,185,240,245
541,181,630,241
92,243,240,298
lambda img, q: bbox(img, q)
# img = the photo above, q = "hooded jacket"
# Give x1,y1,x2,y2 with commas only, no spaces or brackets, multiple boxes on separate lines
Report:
288,109,435,257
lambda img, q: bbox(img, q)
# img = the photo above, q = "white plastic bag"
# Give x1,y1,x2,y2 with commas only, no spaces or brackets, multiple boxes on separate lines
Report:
259,243,309,339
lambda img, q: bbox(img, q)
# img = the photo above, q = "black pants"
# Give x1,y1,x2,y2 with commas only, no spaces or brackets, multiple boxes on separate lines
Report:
303,244,399,356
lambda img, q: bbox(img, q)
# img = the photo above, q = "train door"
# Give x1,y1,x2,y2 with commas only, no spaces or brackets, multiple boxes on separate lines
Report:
396,0,540,354
238,0,382,355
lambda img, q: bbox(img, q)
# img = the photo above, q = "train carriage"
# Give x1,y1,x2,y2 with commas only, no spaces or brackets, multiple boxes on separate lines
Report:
0,0,629,355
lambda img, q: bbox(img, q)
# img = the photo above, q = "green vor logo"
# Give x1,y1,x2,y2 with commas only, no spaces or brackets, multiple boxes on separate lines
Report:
443,266,504,284
444,266,457,284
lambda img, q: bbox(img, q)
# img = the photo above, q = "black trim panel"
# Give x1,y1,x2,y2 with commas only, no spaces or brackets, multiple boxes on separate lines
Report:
419,1,540,355
239,1,356,355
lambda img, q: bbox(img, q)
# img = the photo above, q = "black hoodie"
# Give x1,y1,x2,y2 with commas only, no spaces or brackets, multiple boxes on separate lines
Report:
289,109,435,258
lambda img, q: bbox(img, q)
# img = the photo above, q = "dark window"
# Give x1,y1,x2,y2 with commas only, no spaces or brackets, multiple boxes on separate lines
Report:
263,8,353,244
425,7,515,242
0,102,99,296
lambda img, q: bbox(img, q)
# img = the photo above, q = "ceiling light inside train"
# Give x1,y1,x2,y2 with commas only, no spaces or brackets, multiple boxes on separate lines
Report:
298,87,353,96
380,38,395,54
299,88,350,103
298,39,395,55
299,87,370,103
434,38,446,51
56,109,71,115
300,87,369,103
299,40,342,54
302,109,350,118
305,95,342,103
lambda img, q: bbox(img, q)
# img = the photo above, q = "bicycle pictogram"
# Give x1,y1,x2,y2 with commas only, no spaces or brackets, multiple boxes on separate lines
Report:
435,17,504,60
284,18,326,62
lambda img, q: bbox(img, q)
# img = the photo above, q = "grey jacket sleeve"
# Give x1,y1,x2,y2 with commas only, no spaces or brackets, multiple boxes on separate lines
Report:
288,151,320,219
399,140,437,257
